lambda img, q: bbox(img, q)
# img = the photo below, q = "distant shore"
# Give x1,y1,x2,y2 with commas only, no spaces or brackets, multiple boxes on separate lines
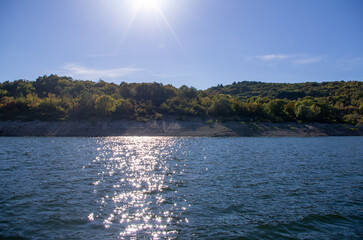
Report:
0,119,362,137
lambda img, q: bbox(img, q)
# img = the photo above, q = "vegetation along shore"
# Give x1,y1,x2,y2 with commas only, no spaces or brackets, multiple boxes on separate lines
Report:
0,75,362,136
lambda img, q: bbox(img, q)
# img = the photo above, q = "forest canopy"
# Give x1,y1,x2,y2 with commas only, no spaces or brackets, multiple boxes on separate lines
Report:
0,75,362,125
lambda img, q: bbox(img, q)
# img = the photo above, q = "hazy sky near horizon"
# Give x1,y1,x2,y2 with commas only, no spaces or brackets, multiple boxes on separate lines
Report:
0,0,362,89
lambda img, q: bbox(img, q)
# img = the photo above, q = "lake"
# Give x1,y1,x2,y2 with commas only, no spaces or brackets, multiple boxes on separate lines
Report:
0,137,362,239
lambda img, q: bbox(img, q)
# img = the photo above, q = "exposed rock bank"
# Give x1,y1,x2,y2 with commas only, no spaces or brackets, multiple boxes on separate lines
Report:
0,120,362,137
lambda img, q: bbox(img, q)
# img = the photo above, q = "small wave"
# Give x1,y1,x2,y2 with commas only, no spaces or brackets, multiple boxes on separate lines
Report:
244,213,362,240
301,213,350,223
0,234,29,240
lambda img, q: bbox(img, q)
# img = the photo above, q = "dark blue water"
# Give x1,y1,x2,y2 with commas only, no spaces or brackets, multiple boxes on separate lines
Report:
0,137,362,239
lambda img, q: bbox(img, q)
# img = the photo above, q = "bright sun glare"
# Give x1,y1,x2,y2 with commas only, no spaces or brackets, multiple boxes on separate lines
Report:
133,0,161,11
122,0,186,56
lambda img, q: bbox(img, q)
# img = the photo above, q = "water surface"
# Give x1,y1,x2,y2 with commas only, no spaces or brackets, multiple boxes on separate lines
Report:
0,137,362,239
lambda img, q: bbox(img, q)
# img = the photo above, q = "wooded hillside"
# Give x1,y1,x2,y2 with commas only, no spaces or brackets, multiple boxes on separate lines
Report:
1,75,362,124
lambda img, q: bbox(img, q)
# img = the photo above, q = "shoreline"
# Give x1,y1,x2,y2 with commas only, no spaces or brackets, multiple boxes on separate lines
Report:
0,119,362,137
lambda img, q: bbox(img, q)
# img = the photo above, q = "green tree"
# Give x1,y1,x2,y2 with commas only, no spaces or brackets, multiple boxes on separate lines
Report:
208,95,233,116
114,99,134,119
295,104,314,121
95,95,116,117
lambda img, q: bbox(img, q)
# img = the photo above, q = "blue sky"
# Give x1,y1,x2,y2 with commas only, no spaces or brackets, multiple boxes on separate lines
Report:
0,0,362,89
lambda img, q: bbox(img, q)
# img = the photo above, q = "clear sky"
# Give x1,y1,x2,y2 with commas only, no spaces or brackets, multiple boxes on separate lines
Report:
0,0,362,89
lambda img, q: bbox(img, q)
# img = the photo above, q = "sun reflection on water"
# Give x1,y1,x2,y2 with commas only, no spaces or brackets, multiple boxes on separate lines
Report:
87,137,188,239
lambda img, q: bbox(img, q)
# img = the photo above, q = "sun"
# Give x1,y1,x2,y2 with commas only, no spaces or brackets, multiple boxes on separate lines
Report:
132,0,161,11
120,0,186,55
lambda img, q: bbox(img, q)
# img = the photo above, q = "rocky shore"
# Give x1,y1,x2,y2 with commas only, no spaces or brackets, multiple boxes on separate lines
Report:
0,119,362,137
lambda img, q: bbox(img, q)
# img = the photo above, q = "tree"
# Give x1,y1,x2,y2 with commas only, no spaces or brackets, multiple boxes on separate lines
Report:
266,99,287,121
295,104,314,121
179,85,197,99
95,95,116,117
74,91,96,118
114,99,134,119
208,95,233,116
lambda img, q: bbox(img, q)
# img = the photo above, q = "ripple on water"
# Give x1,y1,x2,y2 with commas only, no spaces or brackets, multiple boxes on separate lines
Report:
84,137,190,239
0,136,362,239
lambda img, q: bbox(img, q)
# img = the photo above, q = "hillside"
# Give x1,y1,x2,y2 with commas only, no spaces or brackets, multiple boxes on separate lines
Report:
0,75,362,125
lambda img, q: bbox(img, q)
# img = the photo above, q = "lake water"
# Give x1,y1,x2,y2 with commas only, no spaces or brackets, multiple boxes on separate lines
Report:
0,137,362,239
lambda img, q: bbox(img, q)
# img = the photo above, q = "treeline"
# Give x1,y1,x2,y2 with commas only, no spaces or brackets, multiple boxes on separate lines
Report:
0,75,362,124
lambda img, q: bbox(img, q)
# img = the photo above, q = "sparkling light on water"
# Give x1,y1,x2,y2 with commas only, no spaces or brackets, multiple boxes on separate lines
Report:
86,137,188,239
1,137,362,239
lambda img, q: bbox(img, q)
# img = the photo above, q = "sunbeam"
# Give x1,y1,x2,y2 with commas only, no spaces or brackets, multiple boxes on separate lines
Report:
117,0,187,57
153,4,188,58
